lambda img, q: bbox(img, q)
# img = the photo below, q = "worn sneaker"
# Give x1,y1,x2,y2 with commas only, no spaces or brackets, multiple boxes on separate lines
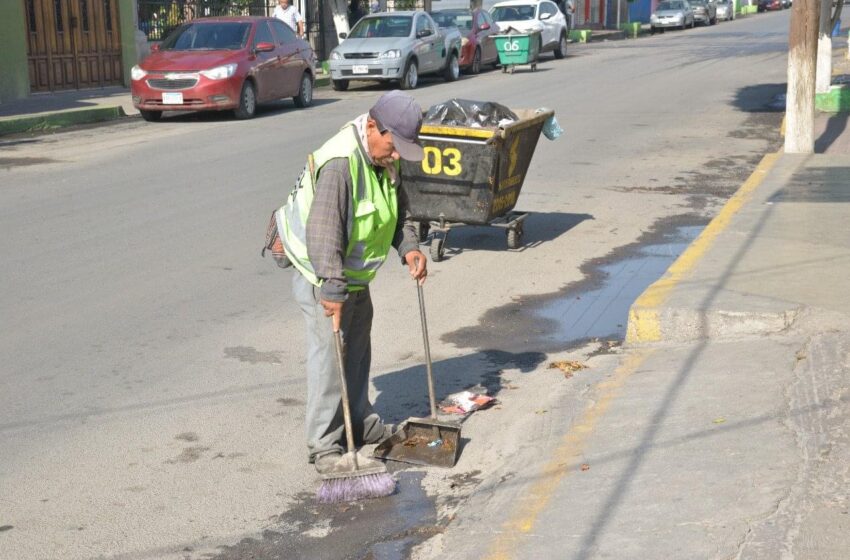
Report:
380,423,398,442
314,452,343,475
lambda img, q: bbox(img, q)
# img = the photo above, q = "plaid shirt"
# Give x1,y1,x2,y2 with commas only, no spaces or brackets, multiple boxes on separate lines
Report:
305,127,418,302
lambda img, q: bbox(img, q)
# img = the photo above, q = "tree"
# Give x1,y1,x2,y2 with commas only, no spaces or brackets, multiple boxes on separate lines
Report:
816,0,844,94
785,0,820,154
330,0,351,38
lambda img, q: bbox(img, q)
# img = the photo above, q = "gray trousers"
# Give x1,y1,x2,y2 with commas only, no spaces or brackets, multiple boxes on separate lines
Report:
292,272,385,461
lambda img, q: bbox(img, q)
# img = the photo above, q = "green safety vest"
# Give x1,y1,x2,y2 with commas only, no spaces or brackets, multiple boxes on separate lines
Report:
277,123,400,290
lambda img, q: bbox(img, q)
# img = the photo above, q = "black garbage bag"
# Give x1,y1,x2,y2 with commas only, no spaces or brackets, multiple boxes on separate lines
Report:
423,99,519,128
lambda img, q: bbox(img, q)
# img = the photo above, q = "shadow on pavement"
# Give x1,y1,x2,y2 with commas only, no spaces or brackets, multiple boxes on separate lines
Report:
815,112,850,153
372,349,547,426
158,97,338,122
427,211,593,262
732,82,787,112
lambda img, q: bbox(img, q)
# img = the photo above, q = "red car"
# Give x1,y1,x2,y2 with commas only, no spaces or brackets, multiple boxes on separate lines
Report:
431,9,499,75
131,17,315,121
757,0,783,10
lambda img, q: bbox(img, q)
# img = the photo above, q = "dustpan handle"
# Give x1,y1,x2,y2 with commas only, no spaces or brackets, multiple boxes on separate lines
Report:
414,262,438,420
332,313,358,466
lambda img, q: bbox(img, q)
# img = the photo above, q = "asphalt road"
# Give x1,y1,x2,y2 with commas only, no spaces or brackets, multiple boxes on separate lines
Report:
0,11,789,560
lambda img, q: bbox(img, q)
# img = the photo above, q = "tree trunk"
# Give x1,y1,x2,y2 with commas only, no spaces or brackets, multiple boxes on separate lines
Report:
330,0,350,39
785,0,820,154
816,0,832,94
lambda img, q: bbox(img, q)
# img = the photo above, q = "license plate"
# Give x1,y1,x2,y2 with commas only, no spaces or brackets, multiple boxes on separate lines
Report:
162,92,183,105
352,65,369,75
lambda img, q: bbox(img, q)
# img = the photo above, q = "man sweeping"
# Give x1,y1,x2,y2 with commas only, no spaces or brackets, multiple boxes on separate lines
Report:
277,91,428,496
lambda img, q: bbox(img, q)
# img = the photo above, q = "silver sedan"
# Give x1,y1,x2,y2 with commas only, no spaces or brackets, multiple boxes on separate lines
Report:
650,0,695,32
716,0,736,20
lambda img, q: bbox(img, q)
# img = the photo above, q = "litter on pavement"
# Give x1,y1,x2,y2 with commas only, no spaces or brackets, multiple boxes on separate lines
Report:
439,386,497,415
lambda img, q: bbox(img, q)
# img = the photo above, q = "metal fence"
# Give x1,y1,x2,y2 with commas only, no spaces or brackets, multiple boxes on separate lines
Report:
137,1,273,41
138,0,331,59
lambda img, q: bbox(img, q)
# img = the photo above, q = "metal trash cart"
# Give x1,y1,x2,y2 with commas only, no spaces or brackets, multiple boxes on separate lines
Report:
492,31,540,74
400,108,554,262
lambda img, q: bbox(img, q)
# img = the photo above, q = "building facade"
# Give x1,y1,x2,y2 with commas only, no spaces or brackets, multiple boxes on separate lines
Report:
0,0,138,104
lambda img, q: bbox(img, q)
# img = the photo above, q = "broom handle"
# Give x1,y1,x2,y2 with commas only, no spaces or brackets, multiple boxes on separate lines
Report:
415,266,438,420
332,313,358,468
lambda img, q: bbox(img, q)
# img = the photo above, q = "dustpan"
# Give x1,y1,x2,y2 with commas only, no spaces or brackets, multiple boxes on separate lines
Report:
373,276,461,468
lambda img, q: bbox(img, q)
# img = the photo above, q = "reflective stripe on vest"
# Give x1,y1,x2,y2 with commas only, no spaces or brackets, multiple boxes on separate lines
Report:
277,123,399,290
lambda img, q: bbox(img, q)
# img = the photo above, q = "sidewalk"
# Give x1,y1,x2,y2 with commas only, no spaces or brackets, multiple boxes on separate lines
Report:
427,112,850,558
0,72,331,136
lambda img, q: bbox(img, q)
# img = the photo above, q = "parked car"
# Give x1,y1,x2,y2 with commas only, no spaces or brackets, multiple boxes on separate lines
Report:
715,0,736,20
690,0,717,24
328,11,462,91
758,0,783,9
649,0,696,32
490,0,569,59
431,8,499,74
130,17,315,122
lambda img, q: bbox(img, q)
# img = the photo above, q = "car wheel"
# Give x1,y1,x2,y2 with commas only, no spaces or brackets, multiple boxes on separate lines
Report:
331,79,349,91
680,20,686,30
554,32,567,59
470,47,482,75
401,59,418,90
650,26,655,35
443,52,459,82
233,80,256,120
139,109,162,122
710,16,716,24
293,72,313,108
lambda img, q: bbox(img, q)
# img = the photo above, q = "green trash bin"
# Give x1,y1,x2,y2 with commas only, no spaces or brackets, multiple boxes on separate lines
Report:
492,31,540,74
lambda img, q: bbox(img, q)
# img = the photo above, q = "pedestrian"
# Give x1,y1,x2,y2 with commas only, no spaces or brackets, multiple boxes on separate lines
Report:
273,0,305,38
556,0,575,28
370,0,381,13
277,90,428,475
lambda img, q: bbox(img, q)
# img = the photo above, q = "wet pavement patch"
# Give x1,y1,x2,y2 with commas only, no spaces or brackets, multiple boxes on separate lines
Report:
0,156,59,169
535,224,703,345
443,215,706,355
210,472,440,560
223,346,282,364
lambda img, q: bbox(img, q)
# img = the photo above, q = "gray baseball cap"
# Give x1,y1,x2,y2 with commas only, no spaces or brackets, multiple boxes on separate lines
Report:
368,90,424,161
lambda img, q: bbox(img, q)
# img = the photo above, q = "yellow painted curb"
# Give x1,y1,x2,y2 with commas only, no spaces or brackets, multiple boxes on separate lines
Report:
625,151,782,344
484,349,654,560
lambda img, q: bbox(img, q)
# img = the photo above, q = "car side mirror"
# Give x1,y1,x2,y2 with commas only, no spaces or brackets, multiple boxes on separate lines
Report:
540,12,552,20
416,28,433,38
339,32,347,39
254,41,275,53
479,22,491,30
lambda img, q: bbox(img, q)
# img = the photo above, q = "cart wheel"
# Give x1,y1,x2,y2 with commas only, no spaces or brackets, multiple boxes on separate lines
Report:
507,228,523,250
414,221,430,243
531,63,537,72
502,66,507,73
508,65,515,74
430,235,446,262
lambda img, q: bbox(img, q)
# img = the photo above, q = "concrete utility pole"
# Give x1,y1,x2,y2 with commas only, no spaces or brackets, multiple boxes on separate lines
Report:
784,0,820,153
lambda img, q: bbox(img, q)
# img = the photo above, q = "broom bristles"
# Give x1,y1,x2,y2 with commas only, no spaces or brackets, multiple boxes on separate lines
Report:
316,472,396,503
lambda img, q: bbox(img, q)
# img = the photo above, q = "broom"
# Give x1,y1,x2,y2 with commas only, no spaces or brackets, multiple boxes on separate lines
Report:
316,313,396,503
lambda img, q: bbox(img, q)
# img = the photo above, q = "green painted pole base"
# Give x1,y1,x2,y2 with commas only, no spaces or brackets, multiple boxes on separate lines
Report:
569,29,592,42
619,22,641,38
816,85,850,113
